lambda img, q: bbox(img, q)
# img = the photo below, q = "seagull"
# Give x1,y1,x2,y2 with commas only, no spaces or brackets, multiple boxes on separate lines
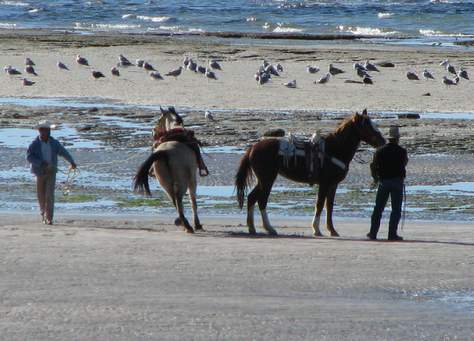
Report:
442,76,457,87
315,73,330,84
446,63,456,75
205,68,217,80
276,63,283,72
5,66,21,75
197,65,206,74
22,78,35,86
150,71,163,80
307,65,320,74
440,59,449,67
357,68,370,78
118,54,132,66
262,60,270,68
406,71,419,80
111,67,120,76
57,61,69,70
423,69,435,80
353,62,367,71
363,76,373,85
187,59,197,72
136,59,145,68
209,60,222,70
265,64,279,76
256,71,270,85
183,56,190,68
92,70,105,79
143,62,156,71
204,110,214,121
364,60,379,72
25,57,35,66
76,55,89,66
329,64,344,76
166,66,183,78
458,68,469,80
25,65,37,76
283,79,297,88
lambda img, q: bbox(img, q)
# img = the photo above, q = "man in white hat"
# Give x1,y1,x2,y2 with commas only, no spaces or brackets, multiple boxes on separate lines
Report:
368,125,408,241
27,120,77,225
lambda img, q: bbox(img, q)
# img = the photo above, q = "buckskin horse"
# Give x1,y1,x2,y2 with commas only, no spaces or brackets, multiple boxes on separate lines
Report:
235,110,386,237
134,107,203,233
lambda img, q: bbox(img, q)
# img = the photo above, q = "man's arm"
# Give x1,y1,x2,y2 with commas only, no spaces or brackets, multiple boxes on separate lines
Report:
57,142,77,168
26,141,42,167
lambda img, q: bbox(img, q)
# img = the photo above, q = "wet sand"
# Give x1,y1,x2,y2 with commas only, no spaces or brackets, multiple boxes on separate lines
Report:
1,213,473,340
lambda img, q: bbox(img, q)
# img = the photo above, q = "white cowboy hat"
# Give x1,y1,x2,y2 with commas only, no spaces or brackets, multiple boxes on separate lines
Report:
35,120,57,129
388,125,400,139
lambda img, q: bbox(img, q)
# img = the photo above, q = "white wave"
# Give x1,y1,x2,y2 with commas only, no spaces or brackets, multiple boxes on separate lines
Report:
378,12,393,19
0,22,17,28
136,15,170,23
273,26,304,33
262,22,270,30
338,25,399,36
0,1,29,6
188,27,204,33
122,14,136,19
246,16,257,22
420,29,474,37
157,25,180,31
28,7,41,13
74,23,141,30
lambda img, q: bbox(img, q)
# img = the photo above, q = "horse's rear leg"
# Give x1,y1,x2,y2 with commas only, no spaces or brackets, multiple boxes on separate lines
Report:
176,194,194,233
325,185,339,237
247,186,259,234
257,176,278,236
312,185,328,237
188,183,203,231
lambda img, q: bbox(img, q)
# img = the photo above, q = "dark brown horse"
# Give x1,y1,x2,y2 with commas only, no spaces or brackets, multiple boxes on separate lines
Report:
235,110,386,237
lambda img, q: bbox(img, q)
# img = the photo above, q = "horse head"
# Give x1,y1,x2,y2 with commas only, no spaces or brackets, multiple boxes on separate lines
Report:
153,106,184,139
351,109,386,148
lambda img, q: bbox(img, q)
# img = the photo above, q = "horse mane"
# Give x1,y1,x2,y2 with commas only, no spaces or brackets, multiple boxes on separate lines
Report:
328,113,357,137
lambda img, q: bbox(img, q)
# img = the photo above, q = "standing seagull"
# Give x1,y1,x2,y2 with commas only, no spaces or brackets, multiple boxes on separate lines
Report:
205,68,217,80
165,66,183,78
76,55,89,66
25,65,37,76
423,69,435,80
315,73,330,84
209,60,222,70
458,68,469,80
25,57,35,66
440,59,449,67
197,65,206,74
406,71,419,80
92,70,105,79
276,63,284,72
364,60,379,72
329,64,344,75
307,65,320,74
22,78,35,86
187,59,197,72
363,76,373,85
442,76,457,87
204,110,214,121
136,59,145,68
143,62,156,71
357,68,370,78
118,54,132,66
5,66,21,75
111,67,120,76
446,63,456,75
283,80,297,88
57,61,69,70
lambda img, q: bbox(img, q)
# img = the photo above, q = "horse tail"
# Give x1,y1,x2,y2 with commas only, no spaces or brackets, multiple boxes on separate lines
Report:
133,150,168,196
235,147,253,209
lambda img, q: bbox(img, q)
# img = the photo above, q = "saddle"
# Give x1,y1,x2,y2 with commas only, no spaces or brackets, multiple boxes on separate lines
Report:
277,132,325,184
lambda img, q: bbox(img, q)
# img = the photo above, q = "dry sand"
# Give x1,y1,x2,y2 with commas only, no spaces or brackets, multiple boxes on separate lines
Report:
0,31,473,112
1,213,474,340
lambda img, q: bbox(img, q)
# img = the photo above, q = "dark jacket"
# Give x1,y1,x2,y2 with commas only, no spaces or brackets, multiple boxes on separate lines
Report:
27,136,75,176
371,142,408,181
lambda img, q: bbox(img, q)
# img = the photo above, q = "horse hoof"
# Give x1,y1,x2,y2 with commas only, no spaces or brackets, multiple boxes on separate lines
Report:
195,224,204,231
268,230,278,236
248,227,256,235
313,232,323,238
330,231,340,237
174,217,182,226
185,228,194,234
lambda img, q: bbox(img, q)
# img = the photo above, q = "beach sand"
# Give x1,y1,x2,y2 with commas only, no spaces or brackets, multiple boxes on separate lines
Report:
0,31,473,113
1,213,473,340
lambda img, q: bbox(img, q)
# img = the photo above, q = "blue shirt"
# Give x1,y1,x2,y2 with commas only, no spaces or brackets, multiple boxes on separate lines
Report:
27,136,76,176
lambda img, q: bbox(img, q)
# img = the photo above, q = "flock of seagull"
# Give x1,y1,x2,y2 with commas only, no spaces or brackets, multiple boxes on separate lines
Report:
3,54,222,86
255,58,470,88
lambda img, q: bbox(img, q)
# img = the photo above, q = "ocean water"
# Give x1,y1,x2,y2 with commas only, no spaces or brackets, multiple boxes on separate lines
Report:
1,0,474,43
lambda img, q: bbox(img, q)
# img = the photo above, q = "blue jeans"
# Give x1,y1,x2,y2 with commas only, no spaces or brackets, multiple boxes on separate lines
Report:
370,178,404,239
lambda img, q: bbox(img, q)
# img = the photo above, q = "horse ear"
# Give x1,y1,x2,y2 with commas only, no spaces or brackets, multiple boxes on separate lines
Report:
362,108,368,116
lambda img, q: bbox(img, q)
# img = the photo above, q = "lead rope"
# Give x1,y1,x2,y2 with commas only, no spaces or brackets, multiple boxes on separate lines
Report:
400,183,407,231
58,168,80,196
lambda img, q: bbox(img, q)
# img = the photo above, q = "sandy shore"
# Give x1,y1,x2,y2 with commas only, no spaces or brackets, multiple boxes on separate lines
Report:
1,213,473,340
0,31,473,112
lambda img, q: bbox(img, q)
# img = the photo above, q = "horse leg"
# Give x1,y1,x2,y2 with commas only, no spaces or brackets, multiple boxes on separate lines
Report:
325,185,339,237
247,186,259,234
176,190,194,234
188,184,203,231
257,176,278,236
312,184,328,237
